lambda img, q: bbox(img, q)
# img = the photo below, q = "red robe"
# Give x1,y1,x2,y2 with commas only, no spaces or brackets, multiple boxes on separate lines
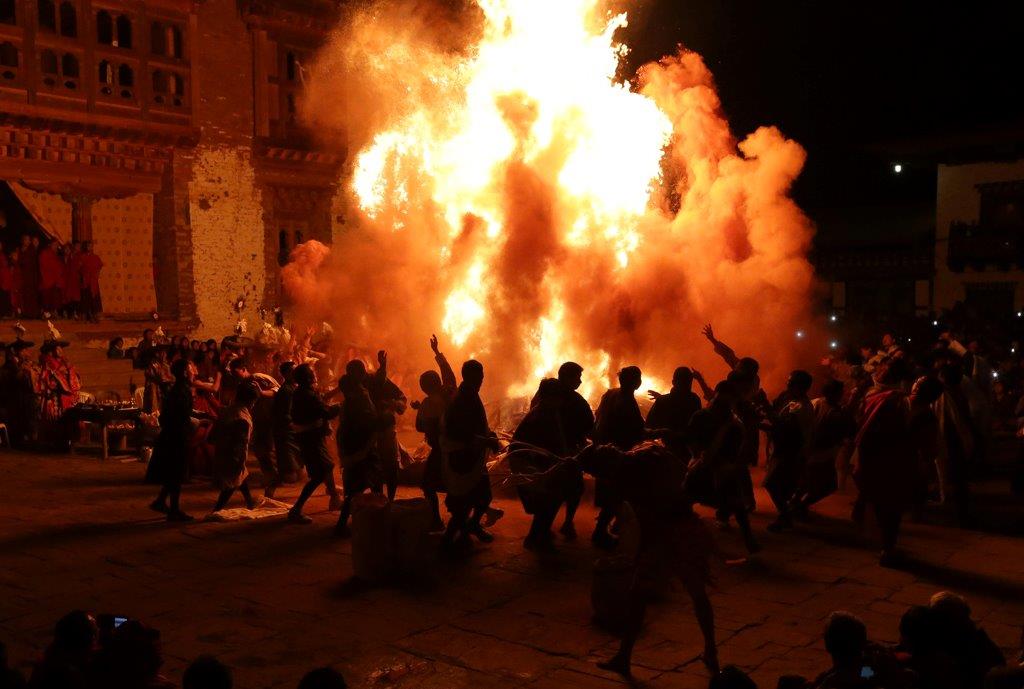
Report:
38,247,63,290
854,388,916,508
63,251,83,302
81,253,103,294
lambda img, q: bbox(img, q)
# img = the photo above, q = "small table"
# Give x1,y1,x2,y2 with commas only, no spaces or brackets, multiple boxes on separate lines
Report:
67,404,143,460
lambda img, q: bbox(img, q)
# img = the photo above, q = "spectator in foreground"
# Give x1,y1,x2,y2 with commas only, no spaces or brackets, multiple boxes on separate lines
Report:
0,641,26,689
28,610,97,689
297,667,347,689
183,655,232,689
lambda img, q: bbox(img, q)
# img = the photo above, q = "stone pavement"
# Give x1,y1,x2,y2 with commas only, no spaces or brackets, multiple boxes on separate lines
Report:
1,450,1023,689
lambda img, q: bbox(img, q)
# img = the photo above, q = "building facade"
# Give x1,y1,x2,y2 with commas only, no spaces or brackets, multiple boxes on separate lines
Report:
0,0,343,334
935,159,1024,316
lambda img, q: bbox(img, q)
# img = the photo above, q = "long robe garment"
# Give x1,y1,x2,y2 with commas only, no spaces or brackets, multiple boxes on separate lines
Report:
210,404,252,490
145,382,194,487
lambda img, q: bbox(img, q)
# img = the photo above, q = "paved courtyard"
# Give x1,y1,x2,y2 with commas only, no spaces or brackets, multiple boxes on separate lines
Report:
2,449,1023,688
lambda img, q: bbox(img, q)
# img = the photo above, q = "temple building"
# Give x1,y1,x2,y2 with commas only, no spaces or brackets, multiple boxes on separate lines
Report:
0,0,344,334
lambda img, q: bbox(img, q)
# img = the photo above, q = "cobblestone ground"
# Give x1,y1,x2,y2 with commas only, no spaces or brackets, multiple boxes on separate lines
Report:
2,449,1023,689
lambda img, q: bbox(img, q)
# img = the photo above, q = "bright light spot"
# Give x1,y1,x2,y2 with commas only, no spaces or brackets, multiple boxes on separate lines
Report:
893,163,903,174
795,330,805,339
1017,312,1022,318
829,314,837,323
932,320,939,326
829,340,838,349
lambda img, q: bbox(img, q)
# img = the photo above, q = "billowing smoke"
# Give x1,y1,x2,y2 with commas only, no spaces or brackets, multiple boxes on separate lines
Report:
284,0,818,401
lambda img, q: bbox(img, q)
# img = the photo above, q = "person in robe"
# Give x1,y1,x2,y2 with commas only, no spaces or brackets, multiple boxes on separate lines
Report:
763,370,815,532
592,365,645,549
932,359,976,527
855,364,943,566
16,235,40,318
37,240,63,318
579,441,718,678
62,242,82,319
1,340,38,447
287,363,342,524
333,373,384,537
37,339,81,450
790,379,857,518
441,359,501,550
347,351,407,502
0,244,13,317
209,382,258,512
270,361,301,492
527,361,594,540
78,242,103,321
646,366,702,460
143,346,175,414
414,334,458,531
686,380,760,555
191,346,222,418
225,359,279,494
146,358,197,522
510,378,584,550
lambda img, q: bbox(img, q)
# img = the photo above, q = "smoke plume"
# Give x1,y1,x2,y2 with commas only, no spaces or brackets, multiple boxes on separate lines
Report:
285,0,818,400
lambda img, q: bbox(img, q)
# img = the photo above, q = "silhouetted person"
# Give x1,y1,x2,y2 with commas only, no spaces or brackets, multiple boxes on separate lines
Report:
28,610,97,689
297,667,347,689
592,365,644,549
334,373,383,537
934,361,975,526
0,641,26,689
810,611,914,688
210,382,258,512
146,358,196,522
929,592,1005,689
511,378,585,550
16,235,39,318
646,366,702,460
347,351,406,502
856,367,942,566
792,379,856,517
181,656,232,689
581,443,717,678
270,361,301,491
79,241,103,321
87,620,173,688
764,370,814,532
441,359,500,550
288,364,341,523
687,381,759,554
414,335,457,531
526,361,593,539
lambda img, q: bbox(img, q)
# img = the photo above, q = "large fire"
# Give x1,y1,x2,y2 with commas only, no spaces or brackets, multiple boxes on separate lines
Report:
287,0,816,400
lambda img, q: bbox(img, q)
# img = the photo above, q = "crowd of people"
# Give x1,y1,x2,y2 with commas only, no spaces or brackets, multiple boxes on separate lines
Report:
0,235,104,321
2,312,1023,687
0,610,348,689
1,588,1017,688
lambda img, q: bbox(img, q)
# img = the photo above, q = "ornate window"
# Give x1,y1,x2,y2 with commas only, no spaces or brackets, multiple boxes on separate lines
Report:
0,42,18,80
61,52,78,77
38,0,56,31
0,0,16,25
58,1,75,36
169,24,182,58
96,10,112,43
150,22,166,54
115,14,131,48
40,49,58,74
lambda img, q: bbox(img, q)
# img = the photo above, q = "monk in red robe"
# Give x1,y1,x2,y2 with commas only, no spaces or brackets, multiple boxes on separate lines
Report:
37,240,64,316
16,235,40,318
79,241,103,321
63,241,83,317
0,244,13,317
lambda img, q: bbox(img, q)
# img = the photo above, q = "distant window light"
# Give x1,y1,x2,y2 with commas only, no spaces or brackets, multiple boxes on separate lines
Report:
893,163,903,174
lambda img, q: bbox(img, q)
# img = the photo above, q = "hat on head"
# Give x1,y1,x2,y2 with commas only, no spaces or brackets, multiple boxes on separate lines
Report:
40,339,70,355
9,339,35,353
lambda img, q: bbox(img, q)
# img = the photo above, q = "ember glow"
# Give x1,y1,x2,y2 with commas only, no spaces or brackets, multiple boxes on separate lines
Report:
288,0,817,400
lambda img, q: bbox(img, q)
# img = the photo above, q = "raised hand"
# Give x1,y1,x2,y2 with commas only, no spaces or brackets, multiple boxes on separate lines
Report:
647,389,663,401
701,324,715,342
377,350,387,367
430,334,439,354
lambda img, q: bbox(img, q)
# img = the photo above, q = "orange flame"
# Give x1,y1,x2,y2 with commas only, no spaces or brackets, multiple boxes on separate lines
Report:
289,0,817,401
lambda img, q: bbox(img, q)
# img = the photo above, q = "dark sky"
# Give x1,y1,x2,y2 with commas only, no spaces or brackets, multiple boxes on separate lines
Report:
617,1,1024,229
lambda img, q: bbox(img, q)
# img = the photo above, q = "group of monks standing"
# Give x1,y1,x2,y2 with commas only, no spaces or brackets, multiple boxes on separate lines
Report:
0,235,104,320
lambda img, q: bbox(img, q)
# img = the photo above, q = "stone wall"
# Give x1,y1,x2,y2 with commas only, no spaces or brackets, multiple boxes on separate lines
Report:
188,147,266,338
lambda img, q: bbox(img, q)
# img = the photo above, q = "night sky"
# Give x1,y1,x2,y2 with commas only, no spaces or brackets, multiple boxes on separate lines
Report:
617,1,1024,240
